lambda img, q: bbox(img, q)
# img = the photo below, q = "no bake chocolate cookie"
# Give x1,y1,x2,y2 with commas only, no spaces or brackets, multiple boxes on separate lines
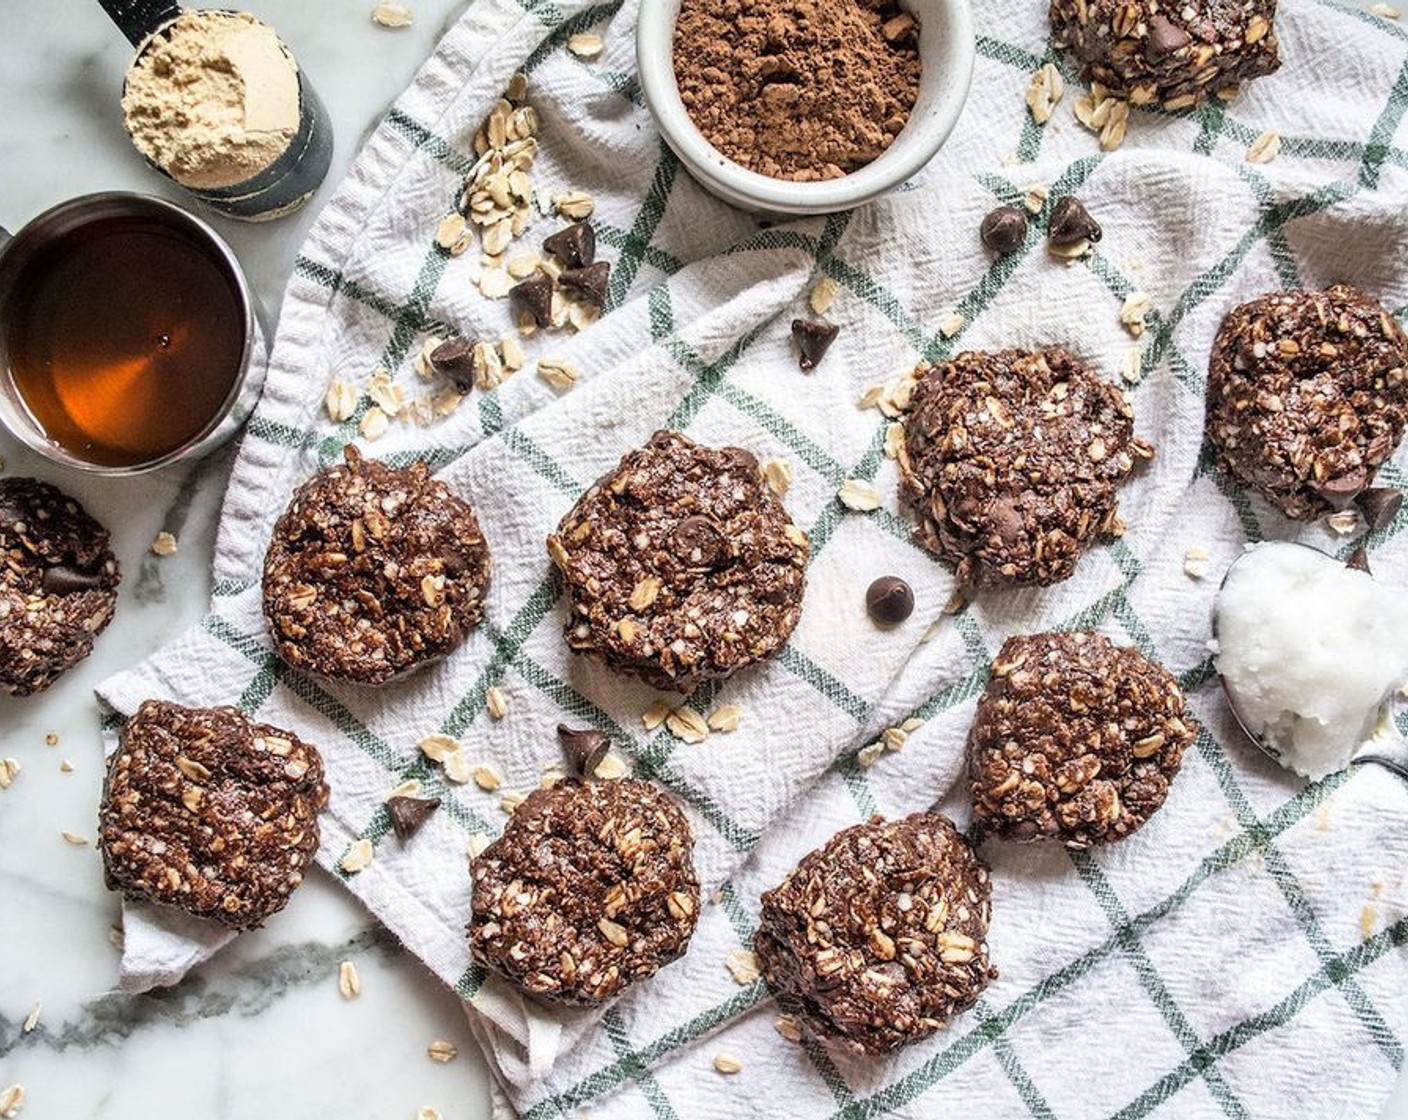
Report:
755,812,997,1054
0,478,120,696
967,631,1194,848
99,700,329,929
1050,0,1281,109
898,347,1153,588
547,430,809,693
263,446,491,685
469,776,700,1006
1206,285,1408,520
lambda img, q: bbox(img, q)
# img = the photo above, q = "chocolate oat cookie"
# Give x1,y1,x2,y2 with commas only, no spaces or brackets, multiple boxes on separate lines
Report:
469,777,700,1006
898,348,1153,588
0,478,120,696
755,812,997,1054
99,700,329,929
1206,286,1408,521
547,430,809,693
1050,0,1280,109
263,446,491,685
967,631,1195,848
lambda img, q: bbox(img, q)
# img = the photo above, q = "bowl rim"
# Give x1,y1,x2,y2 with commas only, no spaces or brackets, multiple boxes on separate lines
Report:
636,0,976,215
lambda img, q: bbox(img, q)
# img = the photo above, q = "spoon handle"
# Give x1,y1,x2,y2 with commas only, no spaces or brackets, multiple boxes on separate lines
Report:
1353,728,1408,785
97,0,181,46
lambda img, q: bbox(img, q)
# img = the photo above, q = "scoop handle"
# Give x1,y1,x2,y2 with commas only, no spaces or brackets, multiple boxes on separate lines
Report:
1354,728,1408,784
97,0,181,46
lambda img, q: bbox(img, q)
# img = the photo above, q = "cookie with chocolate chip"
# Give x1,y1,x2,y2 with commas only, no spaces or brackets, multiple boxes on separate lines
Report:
469,776,700,1006
898,348,1153,588
0,478,120,696
755,812,997,1054
1206,286,1408,521
263,446,491,685
967,631,1194,848
1050,0,1280,109
547,430,809,693
99,700,329,929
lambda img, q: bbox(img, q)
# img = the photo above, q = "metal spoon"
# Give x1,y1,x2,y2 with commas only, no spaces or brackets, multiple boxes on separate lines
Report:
1212,542,1408,782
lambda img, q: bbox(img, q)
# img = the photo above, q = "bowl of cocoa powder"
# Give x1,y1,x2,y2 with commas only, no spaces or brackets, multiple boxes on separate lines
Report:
639,0,974,215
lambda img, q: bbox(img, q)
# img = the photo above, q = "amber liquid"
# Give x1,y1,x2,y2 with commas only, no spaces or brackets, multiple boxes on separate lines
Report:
3,216,245,468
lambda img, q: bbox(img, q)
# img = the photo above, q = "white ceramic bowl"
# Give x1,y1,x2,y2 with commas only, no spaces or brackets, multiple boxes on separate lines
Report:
637,0,976,216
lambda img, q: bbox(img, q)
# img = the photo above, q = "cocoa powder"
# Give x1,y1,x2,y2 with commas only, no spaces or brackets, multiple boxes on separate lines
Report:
672,0,923,182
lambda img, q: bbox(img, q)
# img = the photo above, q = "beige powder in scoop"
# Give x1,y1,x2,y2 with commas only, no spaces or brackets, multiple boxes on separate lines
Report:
121,10,300,190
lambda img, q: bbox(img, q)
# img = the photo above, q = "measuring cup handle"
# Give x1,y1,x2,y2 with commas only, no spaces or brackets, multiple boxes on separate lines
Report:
0,225,11,256
96,0,182,46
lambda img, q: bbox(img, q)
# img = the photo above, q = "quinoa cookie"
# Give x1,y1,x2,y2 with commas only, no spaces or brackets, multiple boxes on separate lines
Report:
469,777,700,1006
547,430,809,693
263,446,491,685
967,631,1195,848
1050,0,1281,110
0,478,120,696
99,700,329,929
898,347,1153,588
1206,286,1408,521
755,812,997,1054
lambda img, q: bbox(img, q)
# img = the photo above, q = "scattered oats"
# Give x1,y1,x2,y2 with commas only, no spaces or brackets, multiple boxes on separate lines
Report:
151,531,178,557
60,760,74,774
371,3,414,27
432,388,464,417
858,383,887,410
666,706,711,744
939,311,965,338
338,959,362,999
473,764,504,792
341,838,375,874
761,457,793,496
1246,130,1282,165
366,368,405,416
436,212,468,249
417,336,445,379
22,1003,40,1034
506,251,541,280
359,405,390,441
1099,98,1130,151
537,356,580,390
1183,546,1211,579
500,334,526,371
486,685,509,720
713,1054,743,1075
0,1085,22,1119
1120,346,1144,384
420,733,461,762
417,1110,443,1120
809,276,839,315
884,422,905,460
44,732,57,747
501,789,527,813
1025,62,1064,124
540,763,567,788
61,830,89,846
1371,2,1400,15
567,31,605,59
427,1039,459,1063
1049,236,1091,260
594,752,629,780
479,268,514,299
775,1014,805,1042
707,704,743,733
1120,291,1153,336
554,191,595,220
942,589,967,617
1327,509,1361,535
837,478,883,512
325,379,359,422
881,726,909,752
507,71,529,101
1023,183,1049,213
643,699,673,730
108,923,125,951
384,778,424,801
468,832,492,859
1361,902,1378,940
725,949,761,984
442,751,472,785
857,742,886,768
567,300,601,333
0,758,19,790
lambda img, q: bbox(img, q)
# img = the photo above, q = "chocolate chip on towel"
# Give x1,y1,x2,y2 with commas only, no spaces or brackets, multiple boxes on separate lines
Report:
543,222,596,268
792,318,840,370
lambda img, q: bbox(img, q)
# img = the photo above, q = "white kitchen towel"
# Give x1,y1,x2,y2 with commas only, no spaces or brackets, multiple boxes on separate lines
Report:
97,0,1408,1115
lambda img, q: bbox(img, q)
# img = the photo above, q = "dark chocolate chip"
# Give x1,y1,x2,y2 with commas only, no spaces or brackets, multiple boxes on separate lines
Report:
387,795,441,842
1317,468,1368,510
544,222,596,269
720,446,759,477
558,261,611,308
558,724,611,778
791,318,840,371
673,515,727,567
1355,486,1403,531
429,337,477,392
509,270,554,328
1048,196,1102,247
1145,14,1191,60
41,565,108,595
980,206,1028,254
1346,546,1372,574
865,576,914,626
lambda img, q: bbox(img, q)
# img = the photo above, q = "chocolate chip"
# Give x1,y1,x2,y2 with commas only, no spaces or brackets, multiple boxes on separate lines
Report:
720,446,758,477
543,222,596,269
980,206,1028,254
559,261,611,308
509,270,554,328
1145,14,1191,60
1317,468,1368,510
558,724,611,778
1048,196,1102,248
865,576,914,626
41,564,108,595
1355,486,1402,531
1346,545,1372,574
673,515,727,567
791,318,840,371
429,337,478,392
387,795,441,841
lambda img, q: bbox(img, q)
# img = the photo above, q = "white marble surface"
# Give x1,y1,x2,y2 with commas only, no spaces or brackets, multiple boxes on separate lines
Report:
0,3,494,1118
3,2,1408,1119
